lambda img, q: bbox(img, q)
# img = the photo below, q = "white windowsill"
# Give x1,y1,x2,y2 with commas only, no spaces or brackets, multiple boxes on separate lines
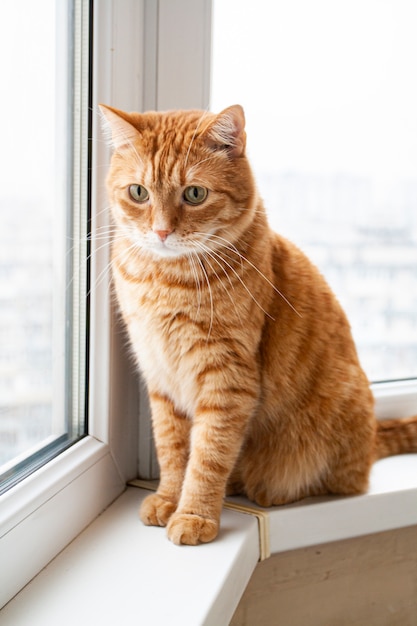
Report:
1,488,259,626
0,437,125,609
2,454,416,626
230,453,417,554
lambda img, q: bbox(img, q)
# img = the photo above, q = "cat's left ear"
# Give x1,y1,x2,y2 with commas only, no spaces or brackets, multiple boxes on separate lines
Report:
206,105,246,157
99,104,140,150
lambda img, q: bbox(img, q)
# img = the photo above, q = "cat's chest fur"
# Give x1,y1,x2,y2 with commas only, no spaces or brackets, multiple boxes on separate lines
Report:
113,259,216,417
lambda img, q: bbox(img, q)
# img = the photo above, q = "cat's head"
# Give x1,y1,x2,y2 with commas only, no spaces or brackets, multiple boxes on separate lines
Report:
100,105,257,259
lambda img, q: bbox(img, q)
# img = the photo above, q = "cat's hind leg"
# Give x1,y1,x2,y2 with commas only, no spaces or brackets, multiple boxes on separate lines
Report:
140,392,191,527
322,446,373,497
239,431,331,507
319,411,375,498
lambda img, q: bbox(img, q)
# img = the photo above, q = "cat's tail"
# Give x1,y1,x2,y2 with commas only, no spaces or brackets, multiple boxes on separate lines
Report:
375,415,417,459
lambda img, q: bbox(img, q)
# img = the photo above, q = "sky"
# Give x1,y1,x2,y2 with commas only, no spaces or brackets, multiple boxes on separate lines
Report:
211,0,417,192
0,0,56,203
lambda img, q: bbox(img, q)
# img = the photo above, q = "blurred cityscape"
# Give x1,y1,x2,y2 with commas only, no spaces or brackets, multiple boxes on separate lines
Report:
0,197,54,466
1,172,417,465
260,171,417,382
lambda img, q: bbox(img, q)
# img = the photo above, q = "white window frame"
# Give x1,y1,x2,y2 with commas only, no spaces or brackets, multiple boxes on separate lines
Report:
1,0,416,611
0,0,144,607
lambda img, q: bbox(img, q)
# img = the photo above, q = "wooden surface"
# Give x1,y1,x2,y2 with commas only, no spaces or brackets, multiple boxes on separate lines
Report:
231,525,417,626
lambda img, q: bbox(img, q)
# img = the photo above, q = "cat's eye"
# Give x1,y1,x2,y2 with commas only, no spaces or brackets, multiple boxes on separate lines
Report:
183,186,208,205
129,184,150,203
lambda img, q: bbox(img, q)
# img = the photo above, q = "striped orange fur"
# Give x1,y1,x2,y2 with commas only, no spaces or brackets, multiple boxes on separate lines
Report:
100,104,417,546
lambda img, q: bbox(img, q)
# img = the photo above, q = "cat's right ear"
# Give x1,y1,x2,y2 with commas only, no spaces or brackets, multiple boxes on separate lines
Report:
99,104,140,150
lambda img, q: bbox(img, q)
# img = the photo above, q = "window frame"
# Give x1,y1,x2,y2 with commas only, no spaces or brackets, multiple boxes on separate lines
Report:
0,0,144,607
1,0,416,611
0,0,86,495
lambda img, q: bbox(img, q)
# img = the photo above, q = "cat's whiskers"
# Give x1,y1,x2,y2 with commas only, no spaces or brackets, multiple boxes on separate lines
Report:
190,241,243,325
87,227,119,242
91,237,143,299
194,231,244,271
185,251,203,315
195,240,274,321
92,203,114,220
66,225,134,301
193,251,214,338
86,235,134,299
204,233,301,318
193,245,234,303
63,232,111,292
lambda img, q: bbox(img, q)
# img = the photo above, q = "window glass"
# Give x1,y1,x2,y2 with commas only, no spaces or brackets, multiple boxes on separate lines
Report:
211,0,417,382
0,0,89,491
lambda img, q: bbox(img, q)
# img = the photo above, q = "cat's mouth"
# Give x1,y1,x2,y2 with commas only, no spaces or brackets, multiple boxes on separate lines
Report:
128,227,218,260
151,240,185,258
145,235,191,259
141,230,215,260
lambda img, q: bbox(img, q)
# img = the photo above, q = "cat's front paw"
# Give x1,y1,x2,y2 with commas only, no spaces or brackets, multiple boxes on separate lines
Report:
166,513,219,546
139,493,177,527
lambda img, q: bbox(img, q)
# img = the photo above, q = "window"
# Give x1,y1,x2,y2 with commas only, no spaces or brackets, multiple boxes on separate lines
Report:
0,0,133,607
0,0,89,493
212,0,417,383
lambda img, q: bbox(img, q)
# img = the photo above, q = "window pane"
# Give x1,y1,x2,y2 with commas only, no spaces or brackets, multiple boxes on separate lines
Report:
0,0,89,490
212,0,417,382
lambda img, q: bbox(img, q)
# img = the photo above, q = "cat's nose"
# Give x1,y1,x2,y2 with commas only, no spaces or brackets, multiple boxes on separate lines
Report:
153,228,173,242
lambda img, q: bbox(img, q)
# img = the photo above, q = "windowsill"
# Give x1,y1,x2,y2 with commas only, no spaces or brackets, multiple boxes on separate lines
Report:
230,453,417,554
2,455,417,626
1,487,259,626
0,437,125,608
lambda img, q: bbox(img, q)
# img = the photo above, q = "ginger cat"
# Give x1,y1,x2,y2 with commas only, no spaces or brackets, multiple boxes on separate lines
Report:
100,104,417,546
